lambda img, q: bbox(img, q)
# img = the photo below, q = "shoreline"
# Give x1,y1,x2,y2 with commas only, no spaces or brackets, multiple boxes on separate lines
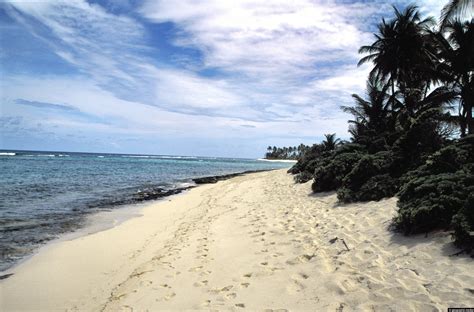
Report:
1,169,472,311
257,158,297,163
0,168,276,275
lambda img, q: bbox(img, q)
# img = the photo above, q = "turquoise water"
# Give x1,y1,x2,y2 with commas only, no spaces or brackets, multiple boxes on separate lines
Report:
0,150,290,271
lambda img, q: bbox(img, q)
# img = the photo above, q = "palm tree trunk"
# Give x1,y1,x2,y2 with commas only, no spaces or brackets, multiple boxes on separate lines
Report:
461,88,474,135
391,77,396,107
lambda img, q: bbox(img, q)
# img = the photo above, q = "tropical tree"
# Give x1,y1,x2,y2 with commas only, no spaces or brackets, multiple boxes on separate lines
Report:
440,0,473,28
342,76,395,150
358,5,438,105
436,20,474,135
321,133,341,151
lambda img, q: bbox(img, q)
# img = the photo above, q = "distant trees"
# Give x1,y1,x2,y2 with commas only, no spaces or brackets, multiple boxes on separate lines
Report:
288,4,474,249
264,144,310,160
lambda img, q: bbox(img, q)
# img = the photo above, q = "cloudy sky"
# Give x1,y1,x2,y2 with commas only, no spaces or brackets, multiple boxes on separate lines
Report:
0,0,446,157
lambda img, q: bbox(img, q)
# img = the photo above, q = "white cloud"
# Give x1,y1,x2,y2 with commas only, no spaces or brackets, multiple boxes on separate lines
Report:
137,0,382,130
140,0,373,79
3,0,450,156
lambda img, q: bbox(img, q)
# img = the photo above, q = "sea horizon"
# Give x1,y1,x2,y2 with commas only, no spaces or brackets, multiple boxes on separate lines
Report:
0,149,260,161
0,151,291,272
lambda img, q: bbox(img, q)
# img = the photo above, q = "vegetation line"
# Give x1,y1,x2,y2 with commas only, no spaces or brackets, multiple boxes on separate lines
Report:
286,1,473,251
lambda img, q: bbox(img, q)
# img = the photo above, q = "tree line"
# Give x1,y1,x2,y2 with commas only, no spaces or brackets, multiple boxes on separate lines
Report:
288,1,473,250
265,144,310,160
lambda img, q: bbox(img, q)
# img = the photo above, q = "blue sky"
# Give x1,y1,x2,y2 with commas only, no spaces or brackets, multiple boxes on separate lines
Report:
0,0,446,157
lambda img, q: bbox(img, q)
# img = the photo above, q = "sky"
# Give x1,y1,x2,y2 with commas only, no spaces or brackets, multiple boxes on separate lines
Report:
0,0,447,157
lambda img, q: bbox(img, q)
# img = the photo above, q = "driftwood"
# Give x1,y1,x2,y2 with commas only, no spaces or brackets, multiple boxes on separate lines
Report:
329,237,350,251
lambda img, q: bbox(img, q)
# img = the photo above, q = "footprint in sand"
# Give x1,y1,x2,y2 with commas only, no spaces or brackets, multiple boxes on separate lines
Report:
286,278,305,294
193,280,209,287
152,284,176,302
139,280,153,287
120,304,134,311
226,292,237,299
220,285,233,292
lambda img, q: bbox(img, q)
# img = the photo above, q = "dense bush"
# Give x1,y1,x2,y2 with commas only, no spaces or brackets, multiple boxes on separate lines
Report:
285,5,473,250
342,174,399,202
312,151,365,192
289,141,365,183
337,151,400,202
392,109,445,170
288,144,324,175
293,171,314,183
452,195,474,249
394,135,474,248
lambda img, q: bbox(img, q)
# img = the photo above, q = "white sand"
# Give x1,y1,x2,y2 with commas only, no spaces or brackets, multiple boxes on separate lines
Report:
1,169,473,311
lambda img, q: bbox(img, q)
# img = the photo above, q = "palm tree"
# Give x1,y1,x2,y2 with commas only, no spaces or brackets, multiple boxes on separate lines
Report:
341,76,395,147
436,20,474,135
440,0,473,29
321,134,340,151
358,5,438,103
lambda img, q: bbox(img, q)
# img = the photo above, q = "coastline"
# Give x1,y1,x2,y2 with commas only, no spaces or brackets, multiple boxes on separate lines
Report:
257,158,297,163
0,168,277,274
1,169,473,311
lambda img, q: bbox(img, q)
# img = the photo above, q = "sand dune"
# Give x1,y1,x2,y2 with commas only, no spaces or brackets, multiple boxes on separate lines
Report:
1,169,473,311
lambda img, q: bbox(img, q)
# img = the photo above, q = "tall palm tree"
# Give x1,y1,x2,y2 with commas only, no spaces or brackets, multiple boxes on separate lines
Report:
436,20,474,135
341,76,395,146
440,0,473,29
321,134,340,151
358,5,438,104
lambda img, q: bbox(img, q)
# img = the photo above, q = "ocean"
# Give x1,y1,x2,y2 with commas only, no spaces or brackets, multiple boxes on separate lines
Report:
0,150,291,272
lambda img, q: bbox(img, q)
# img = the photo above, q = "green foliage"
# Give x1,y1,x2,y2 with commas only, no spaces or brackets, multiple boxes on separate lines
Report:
451,195,474,249
265,145,308,160
393,108,446,168
289,136,349,181
293,171,314,184
288,144,324,175
285,4,473,249
312,151,365,192
394,135,474,247
337,151,400,202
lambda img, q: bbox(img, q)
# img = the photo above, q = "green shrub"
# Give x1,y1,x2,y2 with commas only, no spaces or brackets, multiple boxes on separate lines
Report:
293,171,313,183
451,195,474,249
394,135,474,248
312,151,365,192
392,109,444,169
288,144,325,175
290,143,366,184
395,171,474,233
338,174,399,202
337,151,400,202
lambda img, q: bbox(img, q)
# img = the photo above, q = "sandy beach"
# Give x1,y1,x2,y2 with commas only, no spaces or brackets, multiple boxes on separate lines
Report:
1,169,473,311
